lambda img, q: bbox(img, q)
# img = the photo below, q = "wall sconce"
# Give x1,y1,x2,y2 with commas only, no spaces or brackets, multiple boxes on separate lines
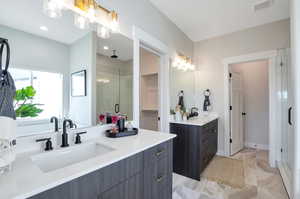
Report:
172,55,195,71
43,0,120,39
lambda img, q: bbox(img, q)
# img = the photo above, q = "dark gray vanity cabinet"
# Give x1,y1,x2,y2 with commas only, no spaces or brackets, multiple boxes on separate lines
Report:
143,141,173,199
28,140,173,199
170,119,218,181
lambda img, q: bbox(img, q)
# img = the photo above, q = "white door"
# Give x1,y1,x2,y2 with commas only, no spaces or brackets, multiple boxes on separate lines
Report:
230,72,244,155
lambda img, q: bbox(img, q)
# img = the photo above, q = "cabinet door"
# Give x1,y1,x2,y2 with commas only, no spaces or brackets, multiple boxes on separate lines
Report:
72,170,102,199
187,125,201,180
171,123,189,176
100,152,143,193
100,173,142,199
28,182,73,199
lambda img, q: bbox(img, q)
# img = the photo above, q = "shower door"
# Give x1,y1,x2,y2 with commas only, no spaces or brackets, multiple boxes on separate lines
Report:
279,49,293,197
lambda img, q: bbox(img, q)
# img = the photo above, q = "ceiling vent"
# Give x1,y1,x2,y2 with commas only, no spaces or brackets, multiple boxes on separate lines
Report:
253,0,274,12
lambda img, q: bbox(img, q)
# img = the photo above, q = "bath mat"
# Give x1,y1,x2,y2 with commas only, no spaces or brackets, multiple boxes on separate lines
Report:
201,156,245,189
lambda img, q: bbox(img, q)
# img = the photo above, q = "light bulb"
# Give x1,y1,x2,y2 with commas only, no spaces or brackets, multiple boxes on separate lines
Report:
87,6,96,23
110,11,119,33
97,25,110,39
43,0,63,18
74,14,89,30
190,64,195,70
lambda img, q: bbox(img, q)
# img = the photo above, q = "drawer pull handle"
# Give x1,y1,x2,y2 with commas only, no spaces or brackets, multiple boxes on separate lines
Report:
156,175,165,182
156,149,165,156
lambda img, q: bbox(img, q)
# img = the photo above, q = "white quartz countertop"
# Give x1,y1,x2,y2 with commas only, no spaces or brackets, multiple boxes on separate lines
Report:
0,129,176,199
170,112,219,126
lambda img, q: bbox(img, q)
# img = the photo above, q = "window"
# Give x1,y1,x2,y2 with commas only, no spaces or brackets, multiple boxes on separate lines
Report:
10,68,63,120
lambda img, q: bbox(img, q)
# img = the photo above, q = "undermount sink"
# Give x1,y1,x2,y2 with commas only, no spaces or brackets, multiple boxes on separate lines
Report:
31,142,115,173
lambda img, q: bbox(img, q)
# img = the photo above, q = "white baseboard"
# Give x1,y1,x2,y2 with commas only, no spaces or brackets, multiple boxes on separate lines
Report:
216,151,225,156
245,142,269,150
278,161,292,198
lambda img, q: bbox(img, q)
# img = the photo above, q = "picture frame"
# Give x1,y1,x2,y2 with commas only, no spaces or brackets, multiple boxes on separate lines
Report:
71,70,87,97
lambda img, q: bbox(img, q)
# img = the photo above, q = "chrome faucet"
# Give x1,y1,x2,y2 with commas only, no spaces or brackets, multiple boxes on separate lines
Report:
61,119,73,148
50,116,59,132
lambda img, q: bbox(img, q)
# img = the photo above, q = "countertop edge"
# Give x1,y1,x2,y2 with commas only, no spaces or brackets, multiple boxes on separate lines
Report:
169,116,219,127
11,133,176,199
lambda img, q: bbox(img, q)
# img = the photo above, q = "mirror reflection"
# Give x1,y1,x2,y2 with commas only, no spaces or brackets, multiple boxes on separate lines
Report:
96,36,133,124
0,0,133,136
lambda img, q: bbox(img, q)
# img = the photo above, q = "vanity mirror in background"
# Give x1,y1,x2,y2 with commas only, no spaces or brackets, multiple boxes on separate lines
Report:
169,57,196,116
96,35,133,124
0,0,125,136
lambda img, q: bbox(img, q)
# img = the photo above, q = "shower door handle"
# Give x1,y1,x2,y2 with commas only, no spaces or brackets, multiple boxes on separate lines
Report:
115,104,120,113
288,107,292,126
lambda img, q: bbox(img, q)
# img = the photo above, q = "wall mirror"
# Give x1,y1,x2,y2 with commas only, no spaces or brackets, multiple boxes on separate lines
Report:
0,0,128,136
96,35,133,125
170,63,196,114
71,70,86,97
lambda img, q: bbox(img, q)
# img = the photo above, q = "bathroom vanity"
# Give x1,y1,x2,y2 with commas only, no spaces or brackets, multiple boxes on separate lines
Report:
0,127,175,199
170,113,218,181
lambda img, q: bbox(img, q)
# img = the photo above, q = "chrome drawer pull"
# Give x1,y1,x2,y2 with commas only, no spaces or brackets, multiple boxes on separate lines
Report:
156,149,165,156
156,175,165,182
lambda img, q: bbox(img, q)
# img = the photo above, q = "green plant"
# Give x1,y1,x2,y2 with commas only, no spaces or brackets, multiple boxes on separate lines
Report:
14,86,43,118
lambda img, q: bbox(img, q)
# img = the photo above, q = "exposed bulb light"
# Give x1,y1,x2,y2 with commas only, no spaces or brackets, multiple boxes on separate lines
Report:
74,14,89,29
97,25,110,39
172,55,195,71
40,26,49,31
103,46,109,50
86,5,96,23
43,0,63,18
109,11,119,33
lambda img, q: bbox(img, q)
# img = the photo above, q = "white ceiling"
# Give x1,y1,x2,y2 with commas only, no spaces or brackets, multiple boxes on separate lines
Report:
149,0,290,41
97,34,133,61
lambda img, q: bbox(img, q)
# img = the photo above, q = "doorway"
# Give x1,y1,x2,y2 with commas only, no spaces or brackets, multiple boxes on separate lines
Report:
223,50,280,167
139,46,161,131
229,60,269,155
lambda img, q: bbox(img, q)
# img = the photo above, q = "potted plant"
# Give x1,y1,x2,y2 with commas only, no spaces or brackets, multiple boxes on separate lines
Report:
14,86,43,118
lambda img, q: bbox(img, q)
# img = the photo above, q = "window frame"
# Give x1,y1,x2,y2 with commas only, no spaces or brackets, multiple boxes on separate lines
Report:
10,67,65,130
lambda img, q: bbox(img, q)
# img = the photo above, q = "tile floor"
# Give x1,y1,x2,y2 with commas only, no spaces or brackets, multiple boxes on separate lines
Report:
172,148,289,199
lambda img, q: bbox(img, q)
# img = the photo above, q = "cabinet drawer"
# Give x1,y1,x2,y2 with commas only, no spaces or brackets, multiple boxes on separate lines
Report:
100,152,143,192
143,157,172,199
100,173,143,199
144,141,171,167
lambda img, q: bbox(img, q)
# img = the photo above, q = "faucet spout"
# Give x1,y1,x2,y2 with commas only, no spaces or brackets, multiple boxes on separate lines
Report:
50,116,59,132
61,119,73,147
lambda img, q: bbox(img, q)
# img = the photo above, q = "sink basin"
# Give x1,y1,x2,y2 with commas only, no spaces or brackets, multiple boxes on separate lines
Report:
31,142,114,172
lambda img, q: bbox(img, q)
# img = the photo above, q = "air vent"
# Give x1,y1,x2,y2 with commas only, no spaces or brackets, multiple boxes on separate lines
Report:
253,0,274,12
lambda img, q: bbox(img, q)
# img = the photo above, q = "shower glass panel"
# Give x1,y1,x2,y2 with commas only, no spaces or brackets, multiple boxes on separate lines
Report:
280,48,293,175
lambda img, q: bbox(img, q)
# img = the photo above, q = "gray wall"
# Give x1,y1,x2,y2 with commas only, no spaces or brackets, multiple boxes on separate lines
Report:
69,32,97,127
193,19,290,153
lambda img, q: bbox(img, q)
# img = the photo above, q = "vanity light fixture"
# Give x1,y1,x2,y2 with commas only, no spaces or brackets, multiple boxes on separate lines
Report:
103,46,109,50
172,55,195,71
43,0,120,39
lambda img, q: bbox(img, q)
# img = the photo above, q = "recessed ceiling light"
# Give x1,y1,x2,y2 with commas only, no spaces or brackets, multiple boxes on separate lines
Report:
103,46,109,50
40,26,48,31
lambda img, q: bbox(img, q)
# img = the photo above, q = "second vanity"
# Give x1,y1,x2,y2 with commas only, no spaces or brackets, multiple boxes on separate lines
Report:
170,113,219,181
0,127,176,199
